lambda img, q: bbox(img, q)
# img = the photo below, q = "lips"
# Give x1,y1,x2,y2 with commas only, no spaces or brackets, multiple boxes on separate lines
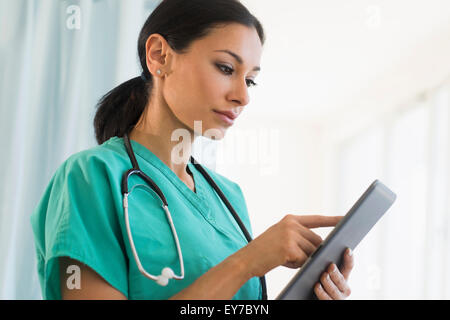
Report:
213,110,238,120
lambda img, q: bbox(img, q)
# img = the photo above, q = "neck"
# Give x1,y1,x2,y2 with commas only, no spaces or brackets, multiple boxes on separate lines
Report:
128,98,197,181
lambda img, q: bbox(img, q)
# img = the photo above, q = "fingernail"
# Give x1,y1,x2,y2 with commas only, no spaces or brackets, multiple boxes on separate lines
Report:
331,264,337,272
347,248,353,256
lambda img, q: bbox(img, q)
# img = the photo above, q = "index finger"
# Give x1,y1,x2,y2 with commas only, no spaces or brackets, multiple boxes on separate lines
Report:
296,215,343,228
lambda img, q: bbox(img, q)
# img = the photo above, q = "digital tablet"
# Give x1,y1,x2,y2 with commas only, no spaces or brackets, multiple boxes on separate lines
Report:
276,179,396,300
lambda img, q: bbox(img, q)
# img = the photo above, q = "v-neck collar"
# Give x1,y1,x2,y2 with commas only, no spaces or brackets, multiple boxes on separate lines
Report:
106,136,251,242
108,136,211,218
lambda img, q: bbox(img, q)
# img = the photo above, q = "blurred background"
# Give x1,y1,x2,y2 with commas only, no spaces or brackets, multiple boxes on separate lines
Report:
0,0,449,299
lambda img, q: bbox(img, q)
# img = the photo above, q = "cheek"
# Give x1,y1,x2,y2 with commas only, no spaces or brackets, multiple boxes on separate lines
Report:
165,66,227,130
194,72,229,138
194,66,227,109
163,71,201,123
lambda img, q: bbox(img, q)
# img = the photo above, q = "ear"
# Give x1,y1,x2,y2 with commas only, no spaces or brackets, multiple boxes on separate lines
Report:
144,34,173,77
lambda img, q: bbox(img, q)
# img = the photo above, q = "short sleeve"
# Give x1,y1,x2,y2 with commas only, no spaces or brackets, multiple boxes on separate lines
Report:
30,152,128,299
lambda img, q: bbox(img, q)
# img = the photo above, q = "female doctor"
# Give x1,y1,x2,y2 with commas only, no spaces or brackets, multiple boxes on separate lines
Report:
30,0,354,300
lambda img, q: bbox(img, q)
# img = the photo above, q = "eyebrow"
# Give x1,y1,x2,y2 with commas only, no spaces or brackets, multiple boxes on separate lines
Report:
214,49,261,72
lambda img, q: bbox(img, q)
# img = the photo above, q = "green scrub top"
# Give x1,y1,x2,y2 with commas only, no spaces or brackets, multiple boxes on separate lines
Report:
30,136,261,300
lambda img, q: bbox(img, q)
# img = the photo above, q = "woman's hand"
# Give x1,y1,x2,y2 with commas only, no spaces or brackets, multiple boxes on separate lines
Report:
314,248,354,300
237,214,343,278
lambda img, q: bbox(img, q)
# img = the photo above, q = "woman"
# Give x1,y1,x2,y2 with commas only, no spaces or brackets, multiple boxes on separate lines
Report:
30,0,354,300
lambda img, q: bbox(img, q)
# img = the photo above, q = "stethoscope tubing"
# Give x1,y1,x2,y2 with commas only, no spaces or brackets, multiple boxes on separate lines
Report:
121,130,267,299
124,193,185,281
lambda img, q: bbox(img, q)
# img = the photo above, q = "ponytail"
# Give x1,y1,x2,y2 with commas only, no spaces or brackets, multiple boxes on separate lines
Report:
93,75,151,145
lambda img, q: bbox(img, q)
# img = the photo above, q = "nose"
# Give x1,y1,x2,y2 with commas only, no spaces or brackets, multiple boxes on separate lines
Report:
230,78,250,107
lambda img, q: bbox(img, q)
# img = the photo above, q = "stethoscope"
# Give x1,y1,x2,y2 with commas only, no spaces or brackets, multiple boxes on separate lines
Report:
121,129,267,299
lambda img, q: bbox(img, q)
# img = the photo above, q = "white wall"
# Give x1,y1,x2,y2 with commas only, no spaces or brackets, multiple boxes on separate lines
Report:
214,1,450,299
214,114,341,298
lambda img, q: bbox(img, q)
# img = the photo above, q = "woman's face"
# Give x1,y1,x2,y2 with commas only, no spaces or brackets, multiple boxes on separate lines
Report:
162,23,263,140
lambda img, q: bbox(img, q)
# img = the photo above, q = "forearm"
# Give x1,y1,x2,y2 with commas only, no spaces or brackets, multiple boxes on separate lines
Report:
169,249,253,300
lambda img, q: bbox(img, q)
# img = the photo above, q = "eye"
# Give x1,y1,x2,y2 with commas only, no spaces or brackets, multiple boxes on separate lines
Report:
216,64,258,88
246,79,258,88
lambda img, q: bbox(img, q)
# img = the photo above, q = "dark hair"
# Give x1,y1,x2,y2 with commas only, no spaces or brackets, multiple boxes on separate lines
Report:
93,0,265,145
